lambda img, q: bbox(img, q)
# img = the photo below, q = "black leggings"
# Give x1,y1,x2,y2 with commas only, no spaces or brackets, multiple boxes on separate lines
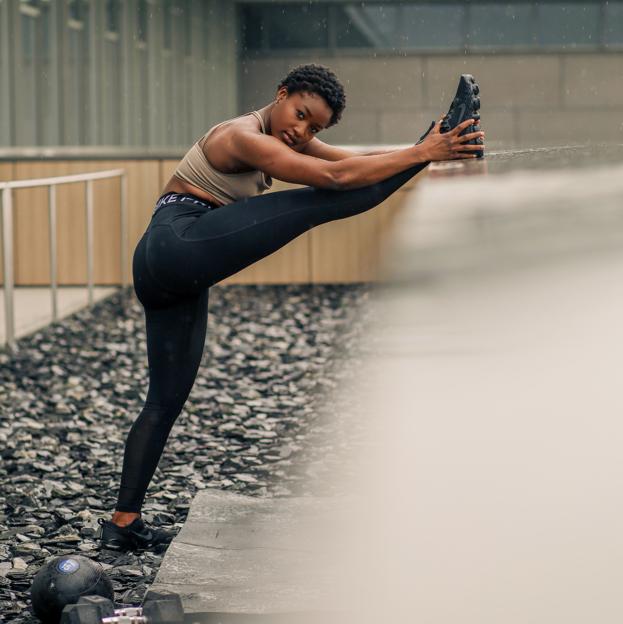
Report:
116,161,429,512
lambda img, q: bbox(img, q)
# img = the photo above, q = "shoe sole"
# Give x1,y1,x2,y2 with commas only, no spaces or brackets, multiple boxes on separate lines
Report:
441,74,484,158
96,518,174,555
98,539,163,554
97,530,154,554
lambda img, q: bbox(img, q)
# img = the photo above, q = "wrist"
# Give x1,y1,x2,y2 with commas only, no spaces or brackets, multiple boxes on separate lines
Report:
411,143,429,164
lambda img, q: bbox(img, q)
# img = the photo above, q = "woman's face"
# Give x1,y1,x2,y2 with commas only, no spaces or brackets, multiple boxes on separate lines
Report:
271,88,333,148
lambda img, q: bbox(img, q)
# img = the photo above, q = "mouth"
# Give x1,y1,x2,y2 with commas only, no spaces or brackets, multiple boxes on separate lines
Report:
283,131,296,147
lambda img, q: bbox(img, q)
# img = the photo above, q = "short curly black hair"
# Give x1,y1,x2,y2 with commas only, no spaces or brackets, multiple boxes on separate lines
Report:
277,63,346,127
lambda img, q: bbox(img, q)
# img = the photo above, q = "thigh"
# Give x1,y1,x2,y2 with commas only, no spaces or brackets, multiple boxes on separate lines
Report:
147,164,427,292
180,162,428,246
142,289,209,414
146,188,325,292
133,230,186,308
155,186,376,289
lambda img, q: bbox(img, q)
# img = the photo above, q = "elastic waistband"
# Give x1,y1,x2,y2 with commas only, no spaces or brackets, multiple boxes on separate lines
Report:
153,192,217,216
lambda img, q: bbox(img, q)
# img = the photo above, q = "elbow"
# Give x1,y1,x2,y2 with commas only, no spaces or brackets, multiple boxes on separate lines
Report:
326,168,349,191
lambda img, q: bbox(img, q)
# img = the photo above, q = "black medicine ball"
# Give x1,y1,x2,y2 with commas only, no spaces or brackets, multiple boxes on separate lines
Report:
30,554,114,623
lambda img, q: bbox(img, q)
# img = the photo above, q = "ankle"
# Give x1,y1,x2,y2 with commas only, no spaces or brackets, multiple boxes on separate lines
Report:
112,511,141,527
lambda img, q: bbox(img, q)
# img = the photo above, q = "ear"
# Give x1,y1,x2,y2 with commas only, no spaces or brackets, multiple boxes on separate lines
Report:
275,86,289,103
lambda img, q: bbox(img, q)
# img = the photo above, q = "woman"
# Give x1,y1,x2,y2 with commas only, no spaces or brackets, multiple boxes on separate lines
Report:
97,63,485,552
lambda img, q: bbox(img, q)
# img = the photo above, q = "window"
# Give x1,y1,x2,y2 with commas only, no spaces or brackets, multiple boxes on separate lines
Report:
163,0,173,50
20,0,44,14
137,0,148,44
183,0,192,56
537,3,601,47
105,0,120,35
467,3,535,48
336,4,410,49
202,1,212,59
242,5,265,51
242,3,329,51
240,1,623,54
268,4,328,49
605,2,623,46
20,6,37,62
334,4,468,51
19,0,50,61
68,0,86,25
398,4,465,50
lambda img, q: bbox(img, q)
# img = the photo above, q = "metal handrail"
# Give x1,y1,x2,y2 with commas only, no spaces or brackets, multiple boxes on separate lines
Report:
0,169,127,350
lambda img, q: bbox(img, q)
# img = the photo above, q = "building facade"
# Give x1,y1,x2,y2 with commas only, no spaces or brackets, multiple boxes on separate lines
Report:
1,0,622,148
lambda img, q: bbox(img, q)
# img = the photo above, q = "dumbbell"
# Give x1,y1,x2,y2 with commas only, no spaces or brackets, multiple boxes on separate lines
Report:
60,590,184,624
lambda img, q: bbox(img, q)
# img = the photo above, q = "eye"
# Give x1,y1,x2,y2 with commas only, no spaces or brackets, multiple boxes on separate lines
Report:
297,110,305,120
310,126,319,134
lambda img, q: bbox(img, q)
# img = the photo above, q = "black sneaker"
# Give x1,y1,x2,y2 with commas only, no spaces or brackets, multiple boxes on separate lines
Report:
96,517,176,553
440,74,484,158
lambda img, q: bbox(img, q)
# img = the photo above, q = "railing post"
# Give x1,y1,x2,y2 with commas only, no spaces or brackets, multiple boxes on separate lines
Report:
120,173,128,289
48,185,58,321
85,180,94,307
2,187,15,350
1,169,124,348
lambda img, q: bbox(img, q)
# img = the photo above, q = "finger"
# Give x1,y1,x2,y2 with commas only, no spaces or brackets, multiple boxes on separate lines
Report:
457,130,485,142
430,119,443,134
454,143,484,151
451,118,477,135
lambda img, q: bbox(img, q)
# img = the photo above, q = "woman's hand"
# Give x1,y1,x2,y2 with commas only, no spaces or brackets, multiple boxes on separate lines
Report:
418,118,485,162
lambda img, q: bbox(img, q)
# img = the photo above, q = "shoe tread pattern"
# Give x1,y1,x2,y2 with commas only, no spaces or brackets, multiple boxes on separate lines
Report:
440,74,484,158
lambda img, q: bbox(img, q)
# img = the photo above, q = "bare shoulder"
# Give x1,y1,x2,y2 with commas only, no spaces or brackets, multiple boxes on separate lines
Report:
202,113,265,173
200,111,333,188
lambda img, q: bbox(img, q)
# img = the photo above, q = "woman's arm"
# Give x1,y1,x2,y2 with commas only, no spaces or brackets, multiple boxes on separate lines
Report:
229,119,482,191
300,138,399,161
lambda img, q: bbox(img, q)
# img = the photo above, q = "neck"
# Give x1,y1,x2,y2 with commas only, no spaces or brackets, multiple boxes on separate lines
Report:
257,104,274,136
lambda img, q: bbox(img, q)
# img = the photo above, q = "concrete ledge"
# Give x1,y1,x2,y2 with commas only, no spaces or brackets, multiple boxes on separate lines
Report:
151,491,361,617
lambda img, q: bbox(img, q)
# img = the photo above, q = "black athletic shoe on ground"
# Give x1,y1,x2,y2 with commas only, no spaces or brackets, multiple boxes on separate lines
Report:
96,517,176,553
440,73,484,158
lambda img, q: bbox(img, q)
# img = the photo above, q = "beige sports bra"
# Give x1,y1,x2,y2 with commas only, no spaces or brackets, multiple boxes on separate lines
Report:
173,110,273,205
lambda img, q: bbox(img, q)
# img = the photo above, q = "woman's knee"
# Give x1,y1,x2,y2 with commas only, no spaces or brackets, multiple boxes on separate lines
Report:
140,399,186,430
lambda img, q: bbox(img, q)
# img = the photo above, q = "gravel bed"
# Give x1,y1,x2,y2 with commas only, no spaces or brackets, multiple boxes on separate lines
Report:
0,283,375,623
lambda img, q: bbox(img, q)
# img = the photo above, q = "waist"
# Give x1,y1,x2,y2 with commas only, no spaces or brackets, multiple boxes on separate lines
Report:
152,192,220,216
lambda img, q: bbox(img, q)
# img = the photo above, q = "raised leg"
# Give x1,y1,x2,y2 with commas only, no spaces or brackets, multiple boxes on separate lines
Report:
148,161,429,293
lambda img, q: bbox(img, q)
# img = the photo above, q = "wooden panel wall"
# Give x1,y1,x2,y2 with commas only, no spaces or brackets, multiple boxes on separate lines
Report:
4,160,160,286
2,159,422,286
13,161,119,285
310,177,419,283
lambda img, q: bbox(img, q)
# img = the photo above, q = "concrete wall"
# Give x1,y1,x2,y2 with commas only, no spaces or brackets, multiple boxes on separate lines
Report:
239,53,623,149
